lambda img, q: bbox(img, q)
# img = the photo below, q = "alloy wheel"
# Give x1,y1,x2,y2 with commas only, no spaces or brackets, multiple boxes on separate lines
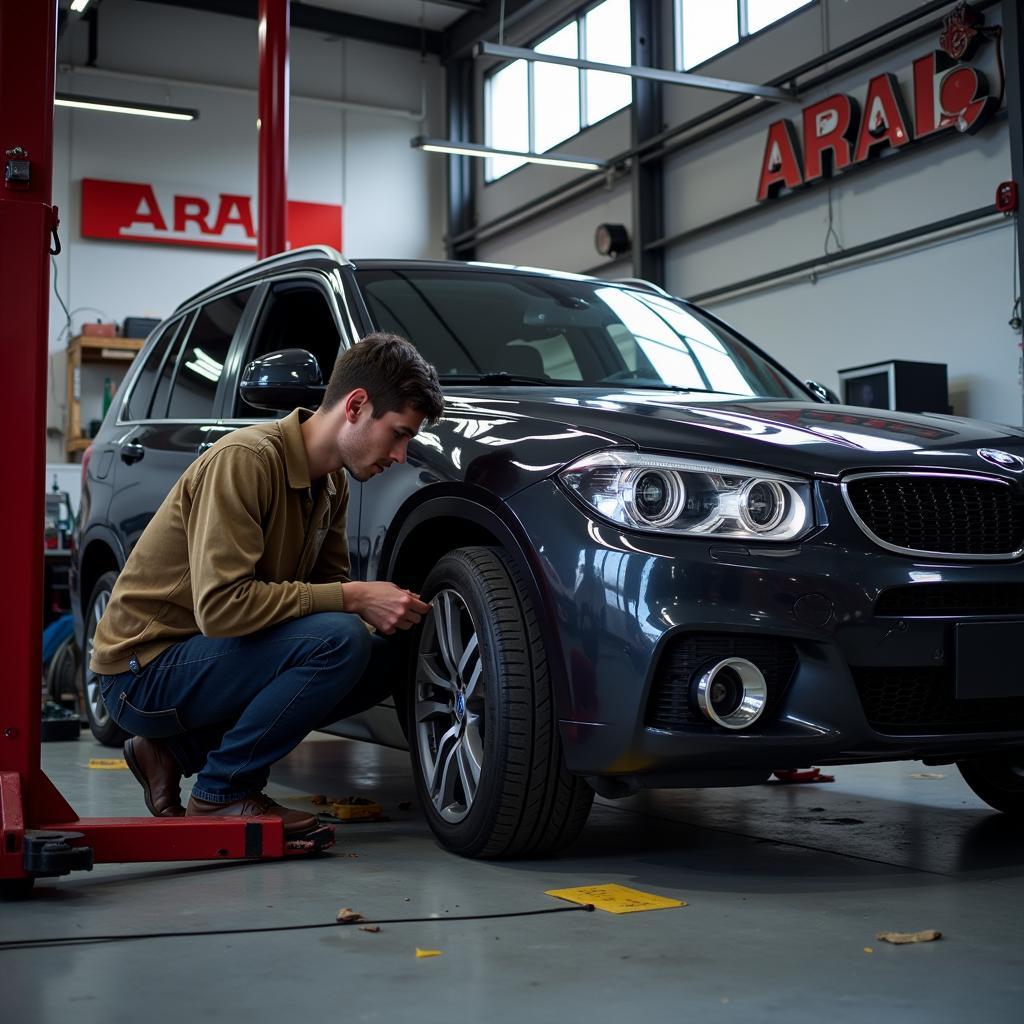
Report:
415,588,485,823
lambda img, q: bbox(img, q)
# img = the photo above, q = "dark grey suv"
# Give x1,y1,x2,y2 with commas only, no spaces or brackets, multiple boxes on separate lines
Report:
72,246,1024,858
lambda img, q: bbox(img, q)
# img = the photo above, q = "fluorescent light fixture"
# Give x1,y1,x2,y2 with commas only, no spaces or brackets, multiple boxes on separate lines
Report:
70,0,92,10
54,92,198,121
477,42,799,105
411,135,605,172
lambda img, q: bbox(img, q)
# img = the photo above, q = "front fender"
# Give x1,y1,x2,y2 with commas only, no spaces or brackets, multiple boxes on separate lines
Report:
382,490,573,728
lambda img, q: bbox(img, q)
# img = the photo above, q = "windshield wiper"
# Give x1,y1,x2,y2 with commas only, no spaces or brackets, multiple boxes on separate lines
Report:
440,373,588,386
600,381,740,396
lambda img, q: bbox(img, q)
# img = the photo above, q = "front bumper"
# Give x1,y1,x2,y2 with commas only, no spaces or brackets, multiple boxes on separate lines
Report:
508,479,1024,783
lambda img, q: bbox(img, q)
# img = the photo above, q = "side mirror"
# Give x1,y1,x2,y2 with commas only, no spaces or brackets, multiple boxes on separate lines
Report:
805,379,841,404
240,348,325,411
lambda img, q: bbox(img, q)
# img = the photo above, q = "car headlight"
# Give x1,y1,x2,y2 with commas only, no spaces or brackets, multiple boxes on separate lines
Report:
558,450,813,541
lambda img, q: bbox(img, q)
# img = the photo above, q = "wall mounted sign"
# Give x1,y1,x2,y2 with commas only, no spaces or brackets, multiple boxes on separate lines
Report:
756,2,1001,201
80,178,343,252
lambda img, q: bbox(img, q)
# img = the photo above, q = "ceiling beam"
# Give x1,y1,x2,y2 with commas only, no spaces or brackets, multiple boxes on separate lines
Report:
443,0,551,60
133,0,444,54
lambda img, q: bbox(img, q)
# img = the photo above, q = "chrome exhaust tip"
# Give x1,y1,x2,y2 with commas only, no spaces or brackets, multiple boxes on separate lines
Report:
694,657,768,730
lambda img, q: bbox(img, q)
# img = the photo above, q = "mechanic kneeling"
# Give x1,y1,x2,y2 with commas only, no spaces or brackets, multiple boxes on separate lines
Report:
89,334,444,834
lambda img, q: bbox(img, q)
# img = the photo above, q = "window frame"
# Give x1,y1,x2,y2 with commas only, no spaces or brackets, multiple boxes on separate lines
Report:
674,0,817,73
220,270,352,424
483,0,633,185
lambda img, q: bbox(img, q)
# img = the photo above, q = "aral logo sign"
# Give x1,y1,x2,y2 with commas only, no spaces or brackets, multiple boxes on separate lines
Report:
757,2,1000,202
81,178,343,252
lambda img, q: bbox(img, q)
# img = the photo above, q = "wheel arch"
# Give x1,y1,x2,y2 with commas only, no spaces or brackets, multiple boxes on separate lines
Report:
382,490,571,723
78,529,123,622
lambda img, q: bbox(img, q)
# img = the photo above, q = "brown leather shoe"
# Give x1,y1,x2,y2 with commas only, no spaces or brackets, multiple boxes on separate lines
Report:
123,737,185,817
186,793,318,835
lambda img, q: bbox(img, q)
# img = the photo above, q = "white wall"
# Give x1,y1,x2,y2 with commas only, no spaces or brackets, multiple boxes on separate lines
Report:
48,0,445,460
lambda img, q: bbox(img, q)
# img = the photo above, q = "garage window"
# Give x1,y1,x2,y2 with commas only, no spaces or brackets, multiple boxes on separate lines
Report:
676,0,814,71
485,0,632,182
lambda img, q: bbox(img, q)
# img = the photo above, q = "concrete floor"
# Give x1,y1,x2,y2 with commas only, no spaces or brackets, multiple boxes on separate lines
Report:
3,733,1022,1023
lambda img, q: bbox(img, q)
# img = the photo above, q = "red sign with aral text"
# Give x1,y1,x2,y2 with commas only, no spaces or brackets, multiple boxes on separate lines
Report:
81,178,343,252
756,2,1000,202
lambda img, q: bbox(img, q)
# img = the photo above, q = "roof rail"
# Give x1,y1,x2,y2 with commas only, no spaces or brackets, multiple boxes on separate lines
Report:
613,277,671,297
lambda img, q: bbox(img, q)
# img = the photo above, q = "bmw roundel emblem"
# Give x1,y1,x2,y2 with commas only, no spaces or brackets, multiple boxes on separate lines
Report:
455,692,466,720
978,448,1024,472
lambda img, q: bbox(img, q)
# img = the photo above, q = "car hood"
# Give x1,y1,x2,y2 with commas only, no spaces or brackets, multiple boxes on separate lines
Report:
470,388,1024,478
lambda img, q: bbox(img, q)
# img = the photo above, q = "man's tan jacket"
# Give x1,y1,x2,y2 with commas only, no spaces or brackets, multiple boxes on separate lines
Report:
90,409,350,675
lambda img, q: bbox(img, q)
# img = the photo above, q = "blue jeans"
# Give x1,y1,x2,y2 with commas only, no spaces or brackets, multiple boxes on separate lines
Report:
99,613,403,803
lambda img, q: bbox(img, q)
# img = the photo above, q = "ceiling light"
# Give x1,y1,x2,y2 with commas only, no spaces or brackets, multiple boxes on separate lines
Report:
54,93,198,121
411,136,605,172
70,0,92,11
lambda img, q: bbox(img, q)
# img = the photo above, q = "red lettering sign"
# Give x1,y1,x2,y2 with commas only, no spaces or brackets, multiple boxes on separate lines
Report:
802,94,859,182
756,3,999,201
756,120,804,201
853,73,912,162
80,178,343,252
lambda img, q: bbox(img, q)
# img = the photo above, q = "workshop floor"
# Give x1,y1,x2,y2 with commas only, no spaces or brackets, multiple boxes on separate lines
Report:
4,734,1022,1023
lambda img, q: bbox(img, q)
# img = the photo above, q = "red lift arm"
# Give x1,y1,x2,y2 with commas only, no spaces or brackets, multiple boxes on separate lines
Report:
0,1,328,898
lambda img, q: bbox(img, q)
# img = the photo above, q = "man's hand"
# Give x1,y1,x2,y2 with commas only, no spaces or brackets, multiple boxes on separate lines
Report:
342,581,430,634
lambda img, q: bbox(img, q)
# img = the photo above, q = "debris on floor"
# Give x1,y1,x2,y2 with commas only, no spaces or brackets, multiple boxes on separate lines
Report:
359,925,381,934
876,929,942,944
415,948,443,958
769,767,835,784
296,794,387,823
88,758,128,770
336,908,363,923
545,884,685,914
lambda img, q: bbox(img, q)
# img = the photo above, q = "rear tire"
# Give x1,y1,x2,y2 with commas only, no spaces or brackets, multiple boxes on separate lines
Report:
81,571,129,747
408,546,593,858
958,756,1024,816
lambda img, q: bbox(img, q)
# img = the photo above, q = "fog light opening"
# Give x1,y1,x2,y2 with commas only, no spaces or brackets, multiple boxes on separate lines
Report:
694,657,768,730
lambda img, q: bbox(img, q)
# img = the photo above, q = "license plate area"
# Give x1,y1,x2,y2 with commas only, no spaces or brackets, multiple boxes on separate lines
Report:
955,622,1024,700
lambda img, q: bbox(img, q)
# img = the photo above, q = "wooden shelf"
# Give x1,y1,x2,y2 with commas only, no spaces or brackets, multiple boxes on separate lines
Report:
65,335,146,459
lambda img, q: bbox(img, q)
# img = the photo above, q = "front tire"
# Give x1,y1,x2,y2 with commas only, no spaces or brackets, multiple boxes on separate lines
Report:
958,756,1024,816
408,546,593,858
81,571,129,747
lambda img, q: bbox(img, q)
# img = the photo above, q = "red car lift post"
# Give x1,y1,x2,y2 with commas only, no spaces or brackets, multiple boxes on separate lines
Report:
258,0,289,258
0,1,328,899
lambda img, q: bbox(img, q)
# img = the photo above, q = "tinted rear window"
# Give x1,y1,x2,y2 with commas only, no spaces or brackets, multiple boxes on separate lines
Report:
163,288,253,420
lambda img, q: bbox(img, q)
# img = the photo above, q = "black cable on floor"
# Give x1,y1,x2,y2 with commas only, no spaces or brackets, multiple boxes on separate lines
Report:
0,904,594,952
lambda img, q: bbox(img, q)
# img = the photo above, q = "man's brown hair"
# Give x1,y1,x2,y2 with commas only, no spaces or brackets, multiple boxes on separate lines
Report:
321,332,444,423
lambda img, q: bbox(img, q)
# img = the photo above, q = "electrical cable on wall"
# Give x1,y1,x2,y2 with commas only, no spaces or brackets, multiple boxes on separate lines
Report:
823,187,844,257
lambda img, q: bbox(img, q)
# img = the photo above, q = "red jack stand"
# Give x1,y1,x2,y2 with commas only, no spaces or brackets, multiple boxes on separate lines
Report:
0,1,328,900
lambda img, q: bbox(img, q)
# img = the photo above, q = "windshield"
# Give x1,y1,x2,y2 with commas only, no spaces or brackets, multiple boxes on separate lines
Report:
357,268,805,399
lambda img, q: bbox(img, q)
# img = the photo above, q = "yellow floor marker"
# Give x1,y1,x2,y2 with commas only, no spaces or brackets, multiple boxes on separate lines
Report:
545,884,685,914
88,758,128,770
416,948,443,958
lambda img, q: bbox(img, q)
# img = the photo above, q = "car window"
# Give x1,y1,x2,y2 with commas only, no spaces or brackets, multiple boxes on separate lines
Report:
357,269,804,397
123,317,184,420
235,279,343,417
162,288,253,420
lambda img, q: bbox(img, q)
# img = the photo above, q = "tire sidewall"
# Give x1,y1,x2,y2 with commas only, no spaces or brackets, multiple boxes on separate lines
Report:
408,549,520,855
81,570,128,746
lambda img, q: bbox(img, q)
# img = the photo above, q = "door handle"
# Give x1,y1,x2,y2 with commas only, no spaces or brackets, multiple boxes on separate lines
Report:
120,443,145,464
